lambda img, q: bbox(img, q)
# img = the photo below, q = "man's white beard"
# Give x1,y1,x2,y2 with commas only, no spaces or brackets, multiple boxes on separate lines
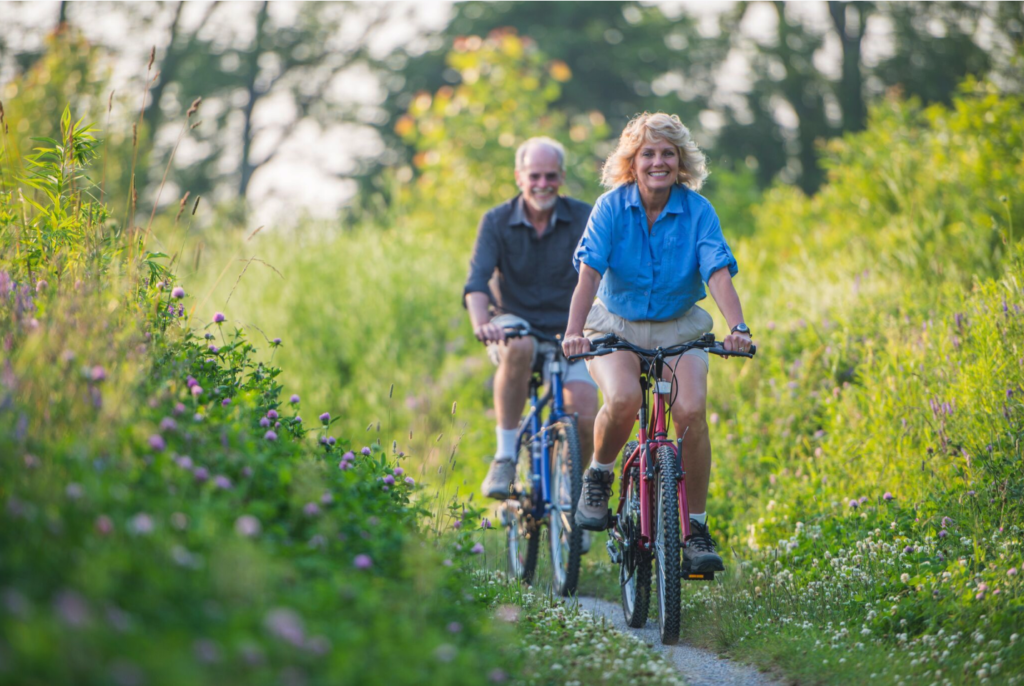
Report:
527,192,558,212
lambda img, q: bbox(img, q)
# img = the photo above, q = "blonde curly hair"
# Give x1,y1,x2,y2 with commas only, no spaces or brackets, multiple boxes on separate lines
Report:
600,112,708,191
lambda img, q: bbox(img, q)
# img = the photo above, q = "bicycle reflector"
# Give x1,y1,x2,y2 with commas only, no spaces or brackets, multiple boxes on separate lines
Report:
655,380,672,394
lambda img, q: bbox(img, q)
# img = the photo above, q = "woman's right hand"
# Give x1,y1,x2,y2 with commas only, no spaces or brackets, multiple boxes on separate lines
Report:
562,333,592,358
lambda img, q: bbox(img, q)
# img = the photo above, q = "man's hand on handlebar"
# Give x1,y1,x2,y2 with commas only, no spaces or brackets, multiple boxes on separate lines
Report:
474,321,507,345
561,332,591,358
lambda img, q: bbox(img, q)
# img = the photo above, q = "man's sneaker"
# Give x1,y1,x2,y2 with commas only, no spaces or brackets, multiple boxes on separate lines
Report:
683,519,725,573
575,467,614,531
481,458,516,500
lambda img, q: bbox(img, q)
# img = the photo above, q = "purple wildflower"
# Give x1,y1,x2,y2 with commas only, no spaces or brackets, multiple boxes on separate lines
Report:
393,467,404,476
883,491,894,501
191,385,203,397
405,477,415,486
214,475,232,490
303,502,321,517
260,417,270,428
95,515,114,536
54,590,91,627
235,515,261,537
290,394,300,404
263,608,305,647
319,412,330,424
176,455,194,469
129,513,154,535
320,492,334,505
242,466,253,478
193,467,209,482
173,402,186,415
160,417,177,432
353,554,372,569
447,622,462,633
343,451,355,461
848,499,859,509
171,287,185,299
213,312,225,324
939,529,948,538
272,338,282,345
471,543,485,554
361,447,371,456
327,436,336,446
338,460,352,471
148,435,166,452
187,376,198,388
1009,568,1018,577
221,398,231,407
267,409,279,420
904,545,915,554
209,345,218,353
90,366,107,382
481,518,492,529
264,430,277,441
383,475,395,486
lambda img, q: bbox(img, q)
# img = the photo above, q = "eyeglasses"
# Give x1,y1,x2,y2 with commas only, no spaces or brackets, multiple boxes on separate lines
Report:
526,172,562,183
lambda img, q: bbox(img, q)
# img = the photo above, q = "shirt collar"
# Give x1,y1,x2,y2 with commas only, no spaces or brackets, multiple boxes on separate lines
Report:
510,194,563,230
624,183,687,215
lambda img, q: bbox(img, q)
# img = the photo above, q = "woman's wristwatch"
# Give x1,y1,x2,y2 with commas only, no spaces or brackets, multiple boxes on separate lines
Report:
730,322,751,337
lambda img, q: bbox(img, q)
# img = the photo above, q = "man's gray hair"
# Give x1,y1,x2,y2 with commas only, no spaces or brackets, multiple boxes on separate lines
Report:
515,136,566,171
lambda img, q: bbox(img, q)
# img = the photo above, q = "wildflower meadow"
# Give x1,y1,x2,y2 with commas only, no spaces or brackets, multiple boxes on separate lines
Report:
2,16,1023,686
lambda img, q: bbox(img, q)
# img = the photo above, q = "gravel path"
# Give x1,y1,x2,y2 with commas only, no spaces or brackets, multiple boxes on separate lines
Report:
574,596,784,686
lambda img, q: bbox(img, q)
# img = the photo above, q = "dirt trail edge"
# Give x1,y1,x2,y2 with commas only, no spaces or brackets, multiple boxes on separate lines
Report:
574,596,784,686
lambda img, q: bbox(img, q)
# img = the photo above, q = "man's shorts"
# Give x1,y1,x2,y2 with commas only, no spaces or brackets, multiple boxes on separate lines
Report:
486,314,597,388
582,300,713,372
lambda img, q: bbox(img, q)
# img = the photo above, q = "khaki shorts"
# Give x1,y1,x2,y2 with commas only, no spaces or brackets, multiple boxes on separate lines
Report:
486,314,597,388
582,300,713,372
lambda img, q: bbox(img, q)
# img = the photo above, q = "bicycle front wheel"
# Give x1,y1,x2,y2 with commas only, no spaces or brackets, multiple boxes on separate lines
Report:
654,445,682,644
548,416,583,597
506,429,539,584
618,441,651,628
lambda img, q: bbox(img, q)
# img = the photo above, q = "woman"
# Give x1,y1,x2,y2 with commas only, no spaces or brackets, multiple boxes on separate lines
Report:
561,112,753,573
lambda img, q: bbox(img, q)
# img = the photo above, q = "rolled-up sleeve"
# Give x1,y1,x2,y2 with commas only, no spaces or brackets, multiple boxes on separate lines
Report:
695,205,738,284
463,212,499,305
573,197,613,275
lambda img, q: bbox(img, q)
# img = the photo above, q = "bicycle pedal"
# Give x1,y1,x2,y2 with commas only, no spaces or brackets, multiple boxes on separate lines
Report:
681,571,715,581
606,539,622,564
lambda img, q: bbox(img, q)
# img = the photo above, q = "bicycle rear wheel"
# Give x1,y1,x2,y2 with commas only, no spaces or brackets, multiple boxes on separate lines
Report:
618,441,651,628
654,445,682,644
548,416,583,596
505,430,539,584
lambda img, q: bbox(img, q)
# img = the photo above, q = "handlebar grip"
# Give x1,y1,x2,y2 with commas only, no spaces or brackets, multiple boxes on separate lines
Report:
567,348,614,362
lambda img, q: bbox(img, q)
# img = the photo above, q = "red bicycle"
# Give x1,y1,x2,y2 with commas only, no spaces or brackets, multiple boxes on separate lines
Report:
570,332,755,644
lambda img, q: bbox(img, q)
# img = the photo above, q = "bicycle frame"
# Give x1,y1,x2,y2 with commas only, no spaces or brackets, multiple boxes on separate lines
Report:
516,350,570,520
615,357,690,551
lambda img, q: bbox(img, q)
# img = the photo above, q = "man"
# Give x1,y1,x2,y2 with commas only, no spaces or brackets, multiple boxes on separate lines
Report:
464,137,599,501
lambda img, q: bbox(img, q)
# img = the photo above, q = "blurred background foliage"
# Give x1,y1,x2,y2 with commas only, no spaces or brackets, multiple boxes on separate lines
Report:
2,1,1022,214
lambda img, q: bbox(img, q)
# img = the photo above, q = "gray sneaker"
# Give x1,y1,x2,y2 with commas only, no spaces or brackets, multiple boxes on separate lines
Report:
575,467,614,531
683,519,725,573
481,458,516,500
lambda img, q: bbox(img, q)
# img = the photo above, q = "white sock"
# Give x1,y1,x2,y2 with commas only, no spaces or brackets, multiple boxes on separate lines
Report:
589,458,615,473
690,511,707,525
495,427,519,461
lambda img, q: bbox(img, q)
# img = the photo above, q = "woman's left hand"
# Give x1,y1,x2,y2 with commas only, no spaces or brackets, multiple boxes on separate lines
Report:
722,332,754,354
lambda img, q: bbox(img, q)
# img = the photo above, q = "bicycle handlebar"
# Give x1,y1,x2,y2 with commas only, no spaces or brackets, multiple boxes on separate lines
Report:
501,324,561,345
566,332,756,362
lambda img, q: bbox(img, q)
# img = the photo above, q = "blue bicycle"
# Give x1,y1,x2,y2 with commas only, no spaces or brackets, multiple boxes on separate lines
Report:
499,324,584,596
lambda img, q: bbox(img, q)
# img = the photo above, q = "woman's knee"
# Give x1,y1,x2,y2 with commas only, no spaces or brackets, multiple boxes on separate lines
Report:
672,403,707,434
604,387,642,420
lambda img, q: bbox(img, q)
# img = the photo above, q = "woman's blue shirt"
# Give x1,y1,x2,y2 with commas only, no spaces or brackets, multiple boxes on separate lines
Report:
573,183,738,322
